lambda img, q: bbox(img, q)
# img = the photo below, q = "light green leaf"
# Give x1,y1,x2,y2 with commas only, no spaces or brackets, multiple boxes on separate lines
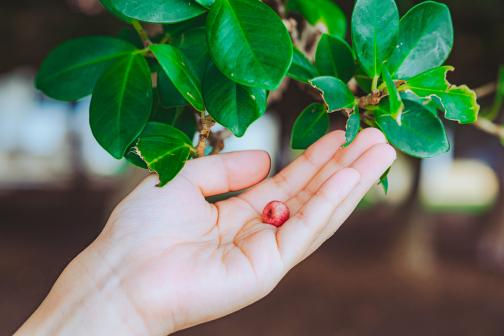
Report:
374,98,449,158
203,64,267,137
310,76,356,112
405,66,479,124
110,0,206,23
351,0,399,81
291,103,329,150
287,0,346,38
388,1,453,79
36,37,137,101
150,44,205,111
288,47,319,83
315,33,355,83
136,122,194,187
382,65,404,123
207,0,293,90
344,107,361,146
90,53,153,159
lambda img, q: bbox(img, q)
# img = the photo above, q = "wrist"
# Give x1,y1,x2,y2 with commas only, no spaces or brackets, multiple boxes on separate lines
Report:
15,240,167,336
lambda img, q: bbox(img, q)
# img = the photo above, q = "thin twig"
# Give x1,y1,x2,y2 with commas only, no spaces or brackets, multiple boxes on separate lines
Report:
474,118,504,140
475,82,497,99
132,20,152,47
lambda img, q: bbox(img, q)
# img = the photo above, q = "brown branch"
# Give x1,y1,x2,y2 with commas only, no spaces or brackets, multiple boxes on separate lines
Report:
474,118,504,140
196,115,215,157
475,82,497,99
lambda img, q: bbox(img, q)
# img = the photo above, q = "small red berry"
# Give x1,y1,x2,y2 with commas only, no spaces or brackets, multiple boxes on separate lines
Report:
262,201,290,227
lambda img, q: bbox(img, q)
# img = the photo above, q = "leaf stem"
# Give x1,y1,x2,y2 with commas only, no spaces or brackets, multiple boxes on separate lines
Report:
132,20,152,47
371,75,379,91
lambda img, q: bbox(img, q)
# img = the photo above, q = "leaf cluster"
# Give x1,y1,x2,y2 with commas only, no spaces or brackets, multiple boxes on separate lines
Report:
36,0,480,187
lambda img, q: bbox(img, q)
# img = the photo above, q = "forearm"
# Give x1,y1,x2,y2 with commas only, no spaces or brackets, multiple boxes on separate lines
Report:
15,242,162,336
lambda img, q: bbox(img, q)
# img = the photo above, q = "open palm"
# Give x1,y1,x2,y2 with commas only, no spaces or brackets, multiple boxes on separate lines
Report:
95,128,395,335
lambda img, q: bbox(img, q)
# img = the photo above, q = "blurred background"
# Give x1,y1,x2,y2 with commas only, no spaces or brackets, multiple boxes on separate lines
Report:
1,0,504,335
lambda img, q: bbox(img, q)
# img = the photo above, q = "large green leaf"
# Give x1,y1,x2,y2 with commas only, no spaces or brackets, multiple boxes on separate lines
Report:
351,0,399,82
207,0,293,90
90,53,153,159
36,37,137,101
310,76,356,112
382,65,404,123
288,47,319,83
405,66,479,124
203,65,267,137
374,99,449,158
345,107,361,146
291,103,329,150
110,0,206,23
315,33,355,83
286,0,346,38
135,122,194,187
388,1,453,79
150,44,205,111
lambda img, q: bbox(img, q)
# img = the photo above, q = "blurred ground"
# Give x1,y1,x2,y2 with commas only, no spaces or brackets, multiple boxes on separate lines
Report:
2,192,504,335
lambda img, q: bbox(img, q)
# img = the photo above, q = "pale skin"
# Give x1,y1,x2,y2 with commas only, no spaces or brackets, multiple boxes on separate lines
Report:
16,128,396,336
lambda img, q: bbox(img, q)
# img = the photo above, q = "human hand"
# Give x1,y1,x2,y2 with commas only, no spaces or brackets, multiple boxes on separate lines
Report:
16,128,395,336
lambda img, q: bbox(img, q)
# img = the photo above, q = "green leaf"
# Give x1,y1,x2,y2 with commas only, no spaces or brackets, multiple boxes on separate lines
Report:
379,168,390,194
125,147,148,169
174,27,211,81
207,0,293,90
150,44,205,111
203,64,267,137
158,70,188,108
344,107,361,146
151,104,197,139
354,66,372,93
90,53,153,159
99,0,133,22
382,65,404,123
291,103,329,150
163,15,207,37
287,0,346,38
135,122,194,187
110,0,206,23
388,1,453,79
310,76,356,112
195,0,215,8
374,98,449,158
315,33,355,83
405,66,479,124
36,37,137,101
288,48,319,83
351,0,399,81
